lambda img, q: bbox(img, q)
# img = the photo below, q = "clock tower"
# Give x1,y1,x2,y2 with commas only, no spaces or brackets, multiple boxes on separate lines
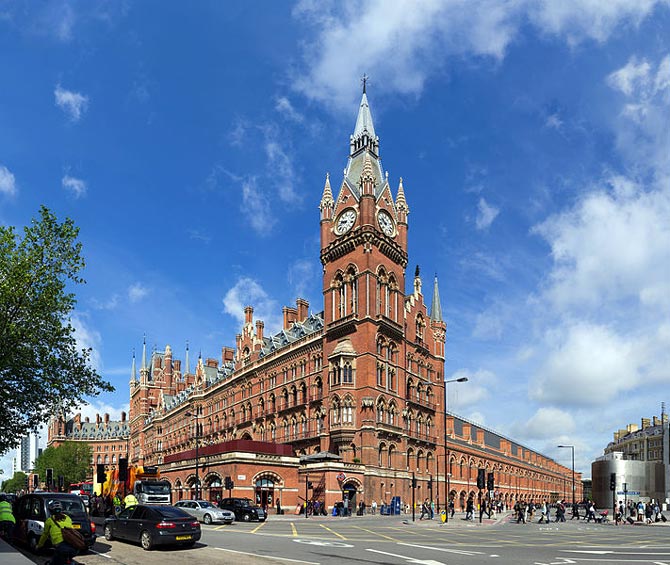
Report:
319,88,445,472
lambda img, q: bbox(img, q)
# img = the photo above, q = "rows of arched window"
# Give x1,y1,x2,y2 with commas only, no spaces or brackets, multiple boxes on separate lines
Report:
331,395,355,425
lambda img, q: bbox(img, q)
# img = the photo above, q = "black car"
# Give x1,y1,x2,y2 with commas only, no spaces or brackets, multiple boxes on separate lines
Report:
13,492,96,553
103,504,201,550
217,497,266,522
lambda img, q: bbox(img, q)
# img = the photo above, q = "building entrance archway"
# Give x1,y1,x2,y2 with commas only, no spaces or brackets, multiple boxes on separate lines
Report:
342,482,357,514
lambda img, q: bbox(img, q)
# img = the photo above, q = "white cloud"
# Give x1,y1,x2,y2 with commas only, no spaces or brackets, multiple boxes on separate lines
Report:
529,322,641,405
518,407,576,440
447,368,496,408
545,113,563,130
222,277,282,334
70,315,102,372
62,174,87,198
275,96,304,122
607,56,652,96
288,259,319,300
475,197,499,230
128,283,149,303
90,294,119,310
533,175,670,310
293,0,665,109
472,310,503,340
54,85,89,121
0,164,17,196
71,400,130,423
242,177,276,234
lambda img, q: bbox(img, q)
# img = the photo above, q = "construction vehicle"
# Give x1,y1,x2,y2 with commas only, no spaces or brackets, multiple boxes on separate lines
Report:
96,465,171,505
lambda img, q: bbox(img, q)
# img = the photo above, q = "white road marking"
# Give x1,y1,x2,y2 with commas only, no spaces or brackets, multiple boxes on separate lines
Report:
293,539,353,548
214,546,320,564
398,542,484,556
89,550,112,559
366,548,445,565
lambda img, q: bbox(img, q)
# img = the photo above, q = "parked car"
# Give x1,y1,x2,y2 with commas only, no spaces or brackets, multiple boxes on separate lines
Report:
103,504,201,550
174,500,234,524
217,497,266,522
13,492,96,553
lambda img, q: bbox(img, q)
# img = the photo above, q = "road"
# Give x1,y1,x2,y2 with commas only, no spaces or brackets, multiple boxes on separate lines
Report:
11,513,670,565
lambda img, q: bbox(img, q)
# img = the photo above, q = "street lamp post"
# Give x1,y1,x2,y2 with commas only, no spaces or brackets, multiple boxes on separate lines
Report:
444,377,468,523
557,445,575,505
186,410,201,500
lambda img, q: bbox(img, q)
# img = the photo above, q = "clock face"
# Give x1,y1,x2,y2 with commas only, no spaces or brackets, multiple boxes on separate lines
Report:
335,209,356,235
378,210,395,236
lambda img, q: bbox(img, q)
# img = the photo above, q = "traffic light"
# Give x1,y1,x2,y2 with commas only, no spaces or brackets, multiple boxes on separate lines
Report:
427,478,433,491
97,463,106,484
487,472,495,491
477,468,485,490
33,474,39,488
411,476,417,489
224,476,234,490
307,481,313,489
46,468,53,487
58,475,64,490
118,458,128,482
610,473,616,491
24,476,29,490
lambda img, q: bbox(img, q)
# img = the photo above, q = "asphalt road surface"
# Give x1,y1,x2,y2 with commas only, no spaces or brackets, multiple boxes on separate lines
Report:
11,514,670,565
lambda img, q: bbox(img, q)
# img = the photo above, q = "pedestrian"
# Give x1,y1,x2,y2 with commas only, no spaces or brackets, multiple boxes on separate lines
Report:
276,498,282,515
479,498,487,523
448,497,455,518
515,501,526,524
538,501,548,523
419,498,430,520
123,492,138,509
585,501,596,522
571,502,580,520
556,501,566,522
0,495,15,539
371,499,377,515
465,497,475,521
37,501,78,565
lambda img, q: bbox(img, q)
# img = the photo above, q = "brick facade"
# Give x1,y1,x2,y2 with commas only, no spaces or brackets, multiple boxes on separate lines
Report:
48,91,581,512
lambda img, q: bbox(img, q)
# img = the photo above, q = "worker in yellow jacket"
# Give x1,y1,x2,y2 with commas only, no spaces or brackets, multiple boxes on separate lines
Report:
37,501,76,565
0,495,15,538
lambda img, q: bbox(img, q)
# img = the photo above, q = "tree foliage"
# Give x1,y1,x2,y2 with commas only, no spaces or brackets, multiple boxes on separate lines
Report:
0,206,113,454
34,441,92,487
1,471,28,493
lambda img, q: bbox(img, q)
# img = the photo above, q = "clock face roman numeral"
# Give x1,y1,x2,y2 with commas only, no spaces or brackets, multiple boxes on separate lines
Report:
378,211,395,236
336,209,356,234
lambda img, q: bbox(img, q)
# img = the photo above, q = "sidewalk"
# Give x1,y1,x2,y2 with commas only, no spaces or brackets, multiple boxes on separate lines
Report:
0,536,34,565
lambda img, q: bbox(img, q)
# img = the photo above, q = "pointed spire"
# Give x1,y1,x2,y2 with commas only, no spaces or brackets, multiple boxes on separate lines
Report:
396,177,408,211
353,91,376,140
130,349,137,383
320,172,333,210
141,334,147,372
430,275,443,322
185,340,190,375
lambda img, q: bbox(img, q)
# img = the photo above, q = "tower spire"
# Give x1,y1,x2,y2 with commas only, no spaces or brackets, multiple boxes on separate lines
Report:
141,334,147,371
353,90,376,141
320,172,334,210
430,274,443,322
130,349,137,383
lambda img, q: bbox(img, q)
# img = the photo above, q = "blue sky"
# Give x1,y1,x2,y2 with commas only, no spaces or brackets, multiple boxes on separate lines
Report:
1,1,670,479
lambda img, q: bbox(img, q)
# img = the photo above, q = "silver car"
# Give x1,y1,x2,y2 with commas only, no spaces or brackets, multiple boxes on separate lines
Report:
174,500,235,525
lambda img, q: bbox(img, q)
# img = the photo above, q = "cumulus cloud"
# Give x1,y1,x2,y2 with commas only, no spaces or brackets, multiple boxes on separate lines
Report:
62,174,87,198
70,315,102,372
517,407,576,440
530,322,641,405
293,0,664,109
533,175,670,310
54,85,89,121
71,400,130,423
447,368,496,408
222,277,282,333
0,164,17,196
475,197,499,230
128,283,149,303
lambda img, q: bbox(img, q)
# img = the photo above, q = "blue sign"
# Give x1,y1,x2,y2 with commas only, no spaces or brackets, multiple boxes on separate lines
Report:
617,491,640,496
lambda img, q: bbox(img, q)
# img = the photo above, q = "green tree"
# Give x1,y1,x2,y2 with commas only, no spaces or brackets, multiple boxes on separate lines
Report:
1,471,28,493
0,206,113,454
34,441,92,488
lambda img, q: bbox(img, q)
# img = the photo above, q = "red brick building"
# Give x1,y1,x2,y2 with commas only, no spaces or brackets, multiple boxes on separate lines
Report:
49,90,581,512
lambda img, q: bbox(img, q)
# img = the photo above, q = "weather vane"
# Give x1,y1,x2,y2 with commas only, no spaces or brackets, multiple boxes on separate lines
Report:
361,73,369,94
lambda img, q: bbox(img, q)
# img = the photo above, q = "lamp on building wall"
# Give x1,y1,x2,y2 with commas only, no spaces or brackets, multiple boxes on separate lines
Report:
186,409,201,500
444,376,468,523
557,444,575,506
